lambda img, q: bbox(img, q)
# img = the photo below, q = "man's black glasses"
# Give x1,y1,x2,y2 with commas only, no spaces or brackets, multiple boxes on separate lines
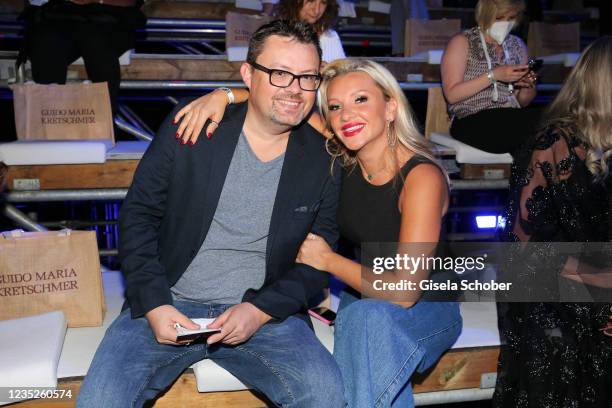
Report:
249,61,321,92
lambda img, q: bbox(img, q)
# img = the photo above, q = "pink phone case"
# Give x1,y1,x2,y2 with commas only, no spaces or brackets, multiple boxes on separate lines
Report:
308,309,334,325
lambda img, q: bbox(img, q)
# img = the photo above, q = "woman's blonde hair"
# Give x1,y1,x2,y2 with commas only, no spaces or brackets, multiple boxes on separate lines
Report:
317,58,446,182
546,36,612,182
475,0,525,31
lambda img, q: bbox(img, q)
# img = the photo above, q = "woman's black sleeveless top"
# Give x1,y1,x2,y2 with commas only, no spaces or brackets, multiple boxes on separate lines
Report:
337,154,457,301
338,155,437,246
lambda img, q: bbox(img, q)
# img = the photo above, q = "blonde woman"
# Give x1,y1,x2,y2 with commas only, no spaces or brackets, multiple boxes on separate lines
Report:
495,36,612,407
295,59,461,408
441,0,540,154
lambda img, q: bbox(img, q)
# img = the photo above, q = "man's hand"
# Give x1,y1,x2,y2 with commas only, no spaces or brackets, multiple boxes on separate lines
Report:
206,303,272,346
145,304,200,345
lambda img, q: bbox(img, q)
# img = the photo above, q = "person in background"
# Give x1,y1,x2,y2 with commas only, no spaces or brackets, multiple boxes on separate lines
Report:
277,0,345,62
173,0,346,144
390,0,429,56
441,0,540,155
21,0,145,116
494,36,612,408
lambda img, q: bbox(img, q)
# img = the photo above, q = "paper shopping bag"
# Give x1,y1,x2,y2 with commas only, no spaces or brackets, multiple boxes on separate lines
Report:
10,82,115,145
0,229,105,327
404,19,461,57
225,12,272,62
527,22,580,57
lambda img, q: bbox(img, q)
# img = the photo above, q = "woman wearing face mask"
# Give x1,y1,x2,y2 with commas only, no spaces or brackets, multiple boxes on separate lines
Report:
441,0,541,155
173,2,345,145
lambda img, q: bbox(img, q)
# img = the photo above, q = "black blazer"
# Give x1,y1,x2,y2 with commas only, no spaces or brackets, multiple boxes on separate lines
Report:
119,102,341,320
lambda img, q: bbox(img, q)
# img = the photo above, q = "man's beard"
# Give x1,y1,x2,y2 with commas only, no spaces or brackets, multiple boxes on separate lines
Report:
269,92,307,127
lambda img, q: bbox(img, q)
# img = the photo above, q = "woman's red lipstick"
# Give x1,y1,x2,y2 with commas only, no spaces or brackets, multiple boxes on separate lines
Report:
341,122,365,137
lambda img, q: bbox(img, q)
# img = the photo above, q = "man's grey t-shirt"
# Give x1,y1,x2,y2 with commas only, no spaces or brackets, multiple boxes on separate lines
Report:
171,132,285,304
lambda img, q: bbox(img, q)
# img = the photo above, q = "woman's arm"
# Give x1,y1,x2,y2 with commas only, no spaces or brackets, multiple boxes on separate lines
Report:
442,34,491,105
174,88,250,145
297,163,448,307
308,111,334,138
398,163,448,242
561,256,612,288
515,76,537,107
175,88,329,145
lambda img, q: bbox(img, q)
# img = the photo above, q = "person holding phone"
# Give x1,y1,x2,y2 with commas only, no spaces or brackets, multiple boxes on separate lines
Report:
76,21,345,408
441,0,541,155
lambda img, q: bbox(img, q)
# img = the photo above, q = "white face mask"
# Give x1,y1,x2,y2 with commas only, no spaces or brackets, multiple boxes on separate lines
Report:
486,20,515,44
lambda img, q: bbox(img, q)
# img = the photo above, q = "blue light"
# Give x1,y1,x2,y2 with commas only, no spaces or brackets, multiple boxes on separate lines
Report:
497,215,506,230
476,215,497,229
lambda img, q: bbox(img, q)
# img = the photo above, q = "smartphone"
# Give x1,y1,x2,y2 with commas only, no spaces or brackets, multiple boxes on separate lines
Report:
175,322,221,342
176,330,220,342
528,58,544,73
308,307,337,325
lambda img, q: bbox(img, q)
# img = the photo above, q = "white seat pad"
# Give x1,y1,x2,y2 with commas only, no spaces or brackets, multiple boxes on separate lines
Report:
0,311,67,405
431,133,513,164
0,141,107,165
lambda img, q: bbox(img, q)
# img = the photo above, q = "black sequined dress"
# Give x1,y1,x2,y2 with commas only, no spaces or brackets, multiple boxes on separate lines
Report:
493,120,612,408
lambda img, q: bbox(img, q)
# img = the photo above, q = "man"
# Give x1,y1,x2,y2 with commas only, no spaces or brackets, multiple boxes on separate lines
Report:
76,20,344,408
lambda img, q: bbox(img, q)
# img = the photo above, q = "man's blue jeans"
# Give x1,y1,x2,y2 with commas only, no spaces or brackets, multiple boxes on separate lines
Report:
334,292,462,408
76,300,345,408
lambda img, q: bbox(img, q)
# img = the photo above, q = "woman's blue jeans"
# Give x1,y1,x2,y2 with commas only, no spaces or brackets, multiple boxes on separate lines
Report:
334,291,462,408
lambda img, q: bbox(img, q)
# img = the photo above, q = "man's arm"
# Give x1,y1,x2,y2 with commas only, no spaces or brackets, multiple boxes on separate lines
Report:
247,164,342,321
119,105,179,318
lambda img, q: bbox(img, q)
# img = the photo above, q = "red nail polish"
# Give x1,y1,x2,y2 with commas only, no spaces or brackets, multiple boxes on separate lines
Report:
175,133,180,139
188,140,194,146
172,119,177,125
180,139,187,145
207,133,212,139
